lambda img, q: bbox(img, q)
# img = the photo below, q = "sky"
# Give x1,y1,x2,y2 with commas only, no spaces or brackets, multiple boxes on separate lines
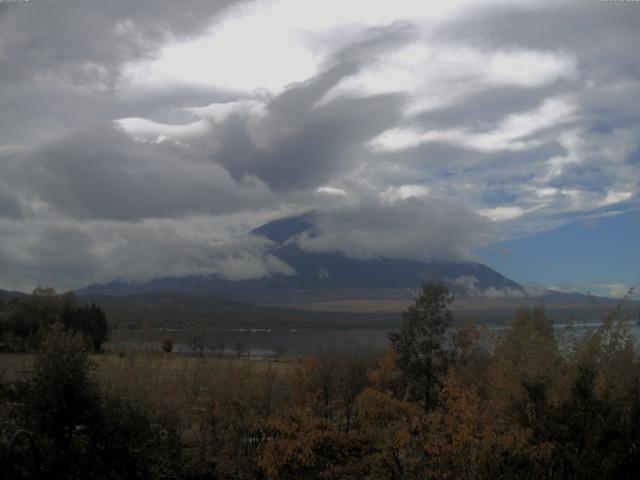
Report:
0,0,638,297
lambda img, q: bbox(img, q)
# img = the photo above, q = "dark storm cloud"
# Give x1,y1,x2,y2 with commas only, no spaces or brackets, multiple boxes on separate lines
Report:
212,92,404,192
0,0,241,84
437,2,639,72
0,0,246,147
0,81,244,147
206,26,413,191
4,124,274,220
0,183,22,218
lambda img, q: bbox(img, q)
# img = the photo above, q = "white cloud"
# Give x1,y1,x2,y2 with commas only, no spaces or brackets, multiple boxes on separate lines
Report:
485,49,576,87
369,97,576,152
322,44,576,113
115,117,210,143
480,206,528,222
317,186,349,196
0,211,293,291
549,282,637,300
127,20,318,92
122,0,563,96
450,275,525,298
295,196,493,262
382,184,430,202
602,191,633,206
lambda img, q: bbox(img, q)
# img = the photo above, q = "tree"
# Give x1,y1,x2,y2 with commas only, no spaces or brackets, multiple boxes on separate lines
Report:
8,287,67,350
21,324,102,475
84,303,109,352
62,302,109,352
5,288,108,352
19,324,181,479
389,282,454,410
234,340,246,359
425,370,530,480
336,349,372,432
161,337,174,354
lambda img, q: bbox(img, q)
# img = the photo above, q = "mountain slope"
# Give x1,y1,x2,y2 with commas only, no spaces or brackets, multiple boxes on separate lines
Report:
0,288,26,302
78,213,526,302
249,213,523,294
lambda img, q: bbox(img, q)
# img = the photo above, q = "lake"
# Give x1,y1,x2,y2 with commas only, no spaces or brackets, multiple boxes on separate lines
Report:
107,319,640,357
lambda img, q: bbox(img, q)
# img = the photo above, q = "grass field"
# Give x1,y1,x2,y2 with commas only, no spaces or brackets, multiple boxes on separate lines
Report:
1,350,295,411
0,353,34,383
0,347,302,475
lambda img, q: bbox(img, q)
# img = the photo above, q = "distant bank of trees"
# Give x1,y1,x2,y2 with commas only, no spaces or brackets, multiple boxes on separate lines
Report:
0,286,108,352
2,282,640,479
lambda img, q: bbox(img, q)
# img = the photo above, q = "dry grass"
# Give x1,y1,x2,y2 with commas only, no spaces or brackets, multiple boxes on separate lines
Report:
1,349,298,469
98,353,295,452
0,353,34,383
3,352,294,410
92,353,290,407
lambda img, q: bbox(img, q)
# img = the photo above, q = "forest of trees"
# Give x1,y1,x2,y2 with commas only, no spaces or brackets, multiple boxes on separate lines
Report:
0,287,108,352
1,283,640,479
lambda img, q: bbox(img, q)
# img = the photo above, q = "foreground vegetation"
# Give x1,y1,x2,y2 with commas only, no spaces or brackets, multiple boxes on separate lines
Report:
1,284,639,479
0,287,108,353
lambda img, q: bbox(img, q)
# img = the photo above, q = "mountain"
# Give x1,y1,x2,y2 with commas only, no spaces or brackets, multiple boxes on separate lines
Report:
78,213,526,302
252,213,524,293
0,288,26,302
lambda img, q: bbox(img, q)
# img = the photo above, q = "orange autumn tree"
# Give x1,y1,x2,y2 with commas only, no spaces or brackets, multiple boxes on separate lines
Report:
424,370,530,480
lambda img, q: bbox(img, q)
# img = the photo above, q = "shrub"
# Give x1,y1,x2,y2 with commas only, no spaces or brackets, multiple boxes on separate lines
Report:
161,337,175,354
18,324,182,479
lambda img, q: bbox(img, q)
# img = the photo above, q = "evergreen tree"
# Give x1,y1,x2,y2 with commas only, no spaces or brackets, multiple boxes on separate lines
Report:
389,282,454,410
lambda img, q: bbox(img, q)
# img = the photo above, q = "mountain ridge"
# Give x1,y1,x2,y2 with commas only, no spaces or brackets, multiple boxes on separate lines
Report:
78,213,528,301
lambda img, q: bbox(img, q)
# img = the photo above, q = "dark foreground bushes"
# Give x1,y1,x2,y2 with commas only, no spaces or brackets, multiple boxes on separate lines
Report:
0,287,108,353
2,326,182,480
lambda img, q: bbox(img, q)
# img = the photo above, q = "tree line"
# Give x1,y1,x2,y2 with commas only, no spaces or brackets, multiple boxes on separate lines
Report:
0,286,108,353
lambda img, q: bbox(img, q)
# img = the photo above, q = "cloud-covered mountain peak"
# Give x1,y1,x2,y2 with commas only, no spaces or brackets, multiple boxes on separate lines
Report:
251,212,317,244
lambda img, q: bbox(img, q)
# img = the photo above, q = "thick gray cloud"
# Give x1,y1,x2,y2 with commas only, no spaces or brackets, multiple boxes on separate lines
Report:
0,183,22,219
5,125,274,220
438,2,639,70
209,90,404,191
0,0,244,146
0,0,240,83
0,0,638,291
296,195,493,262
202,26,412,191
411,85,560,132
0,214,293,291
